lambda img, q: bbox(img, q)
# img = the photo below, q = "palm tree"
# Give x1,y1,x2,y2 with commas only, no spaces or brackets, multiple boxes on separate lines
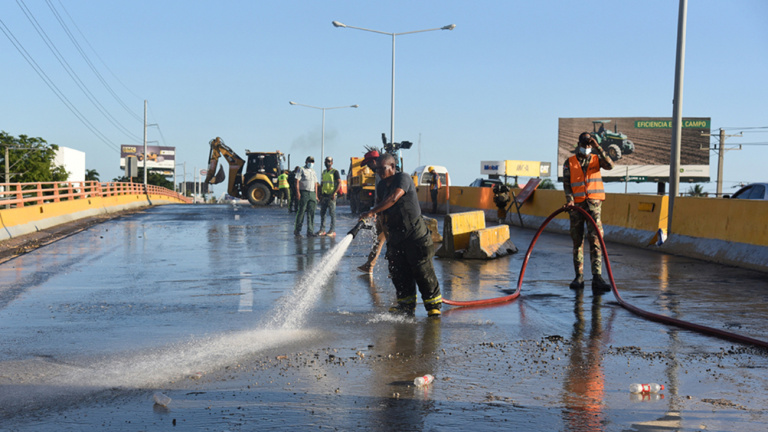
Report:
85,169,100,182
686,184,707,197
538,178,556,190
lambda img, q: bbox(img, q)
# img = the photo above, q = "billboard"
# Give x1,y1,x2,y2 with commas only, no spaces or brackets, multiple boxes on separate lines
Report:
557,117,711,183
120,145,175,171
480,160,551,177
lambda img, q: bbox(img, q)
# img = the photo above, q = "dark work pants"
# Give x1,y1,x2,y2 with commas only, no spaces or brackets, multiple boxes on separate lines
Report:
386,234,442,311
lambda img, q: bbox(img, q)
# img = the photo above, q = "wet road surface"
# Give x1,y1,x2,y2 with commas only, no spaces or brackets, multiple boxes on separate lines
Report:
0,204,766,431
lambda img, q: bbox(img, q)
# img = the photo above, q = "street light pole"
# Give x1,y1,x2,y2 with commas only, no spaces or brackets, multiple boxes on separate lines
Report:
288,101,359,169
332,21,455,162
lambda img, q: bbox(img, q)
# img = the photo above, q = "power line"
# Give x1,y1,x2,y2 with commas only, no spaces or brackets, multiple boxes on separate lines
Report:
0,17,119,152
49,0,143,123
16,0,140,142
719,126,768,131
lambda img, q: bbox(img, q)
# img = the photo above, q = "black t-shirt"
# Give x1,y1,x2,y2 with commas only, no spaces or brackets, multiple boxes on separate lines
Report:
377,172,427,245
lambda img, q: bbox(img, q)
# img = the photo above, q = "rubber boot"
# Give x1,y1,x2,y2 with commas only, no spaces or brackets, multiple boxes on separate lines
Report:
592,274,611,293
569,274,584,290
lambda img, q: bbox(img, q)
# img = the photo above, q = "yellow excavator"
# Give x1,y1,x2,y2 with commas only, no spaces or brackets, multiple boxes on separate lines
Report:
204,137,286,205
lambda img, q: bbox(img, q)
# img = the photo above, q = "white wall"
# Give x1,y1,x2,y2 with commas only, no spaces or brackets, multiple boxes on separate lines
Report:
54,146,86,183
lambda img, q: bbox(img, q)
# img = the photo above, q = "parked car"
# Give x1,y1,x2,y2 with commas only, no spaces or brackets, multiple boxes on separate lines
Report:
725,183,768,200
469,178,503,188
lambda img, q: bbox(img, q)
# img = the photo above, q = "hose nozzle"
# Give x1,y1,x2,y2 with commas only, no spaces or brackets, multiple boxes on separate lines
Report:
347,219,372,238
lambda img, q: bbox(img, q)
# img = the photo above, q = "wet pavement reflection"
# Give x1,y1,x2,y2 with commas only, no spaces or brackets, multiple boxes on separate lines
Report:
0,204,766,431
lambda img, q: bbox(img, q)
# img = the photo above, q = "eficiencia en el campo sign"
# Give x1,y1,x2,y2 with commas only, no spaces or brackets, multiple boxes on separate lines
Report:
634,119,711,129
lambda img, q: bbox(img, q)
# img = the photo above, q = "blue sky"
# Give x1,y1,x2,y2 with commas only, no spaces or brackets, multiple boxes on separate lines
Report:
2,0,766,195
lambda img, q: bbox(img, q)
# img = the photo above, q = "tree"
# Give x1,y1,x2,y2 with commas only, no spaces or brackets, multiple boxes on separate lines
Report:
1,131,68,183
538,178,557,189
686,184,708,197
113,168,173,189
85,169,100,182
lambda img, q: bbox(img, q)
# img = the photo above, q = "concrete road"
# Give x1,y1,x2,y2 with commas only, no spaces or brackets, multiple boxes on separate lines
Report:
0,204,766,431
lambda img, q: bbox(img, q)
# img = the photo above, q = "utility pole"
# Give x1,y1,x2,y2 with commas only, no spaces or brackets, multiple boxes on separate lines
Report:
701,128,742,197
667,0,687,235
143,100,148,188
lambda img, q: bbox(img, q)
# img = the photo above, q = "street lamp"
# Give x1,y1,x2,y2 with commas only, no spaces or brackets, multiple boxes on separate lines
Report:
332,20,455,165
288,101,359,168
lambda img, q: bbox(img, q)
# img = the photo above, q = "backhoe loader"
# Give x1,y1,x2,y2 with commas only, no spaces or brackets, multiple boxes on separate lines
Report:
204,137,285,205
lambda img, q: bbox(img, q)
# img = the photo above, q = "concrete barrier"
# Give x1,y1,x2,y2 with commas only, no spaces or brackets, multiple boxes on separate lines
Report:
438,185,766,273
436,210,486,258
422,216,443,244
464,225,518,259
0,194,185,241
660,197,768,272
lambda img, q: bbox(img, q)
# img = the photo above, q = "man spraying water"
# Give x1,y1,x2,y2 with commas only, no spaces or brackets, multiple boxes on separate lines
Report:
359,153,442,318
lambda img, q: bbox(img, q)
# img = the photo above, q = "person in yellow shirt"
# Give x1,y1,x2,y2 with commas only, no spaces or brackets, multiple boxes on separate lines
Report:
277,170,290,207
317,157,341,237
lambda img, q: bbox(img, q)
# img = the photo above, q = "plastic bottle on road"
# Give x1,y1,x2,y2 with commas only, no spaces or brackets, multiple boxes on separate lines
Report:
629,383,664,393
414,374,434,387
153,392,172,407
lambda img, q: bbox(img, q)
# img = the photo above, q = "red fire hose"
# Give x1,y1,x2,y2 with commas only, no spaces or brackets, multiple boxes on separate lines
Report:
443,206,768,349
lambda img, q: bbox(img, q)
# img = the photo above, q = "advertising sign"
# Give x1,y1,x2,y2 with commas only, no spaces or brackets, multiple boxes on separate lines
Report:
480,161,505,175
557,117,711,183
505,160,541,177
120,145,175,171
482,160,551,177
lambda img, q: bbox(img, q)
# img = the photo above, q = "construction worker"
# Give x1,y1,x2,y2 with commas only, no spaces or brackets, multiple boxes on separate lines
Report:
317,156,341,237
427,167,441,213
563,132,614,293
294,157,319,237
288,166,300,212
360,153,442,318
277,170,290,207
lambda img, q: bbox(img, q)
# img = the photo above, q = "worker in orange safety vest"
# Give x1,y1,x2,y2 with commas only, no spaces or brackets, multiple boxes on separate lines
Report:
563,132,614,293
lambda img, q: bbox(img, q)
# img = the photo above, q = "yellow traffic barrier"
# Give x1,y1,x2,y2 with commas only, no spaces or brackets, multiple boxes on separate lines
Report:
436,210,486,258
464,225,518,259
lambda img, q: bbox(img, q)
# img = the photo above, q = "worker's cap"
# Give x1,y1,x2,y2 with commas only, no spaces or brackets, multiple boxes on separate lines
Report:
306,156,315,163
428,166,435,172
362,150,379,167
325,156,333,162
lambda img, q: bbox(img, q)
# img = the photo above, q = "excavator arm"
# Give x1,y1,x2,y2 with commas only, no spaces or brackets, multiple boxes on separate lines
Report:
206,137,245,198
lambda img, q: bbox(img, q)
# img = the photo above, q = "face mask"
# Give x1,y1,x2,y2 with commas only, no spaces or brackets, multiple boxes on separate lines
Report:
578,146,592,156
307,163,314,169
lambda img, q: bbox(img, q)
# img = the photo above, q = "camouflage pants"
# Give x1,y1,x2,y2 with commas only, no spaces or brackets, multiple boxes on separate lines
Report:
569,199,604,276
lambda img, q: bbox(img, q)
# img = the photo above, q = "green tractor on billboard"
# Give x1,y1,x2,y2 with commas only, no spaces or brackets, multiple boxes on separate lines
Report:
592,120,634,161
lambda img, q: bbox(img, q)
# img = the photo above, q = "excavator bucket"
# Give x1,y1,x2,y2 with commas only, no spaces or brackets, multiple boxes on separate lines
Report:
210,165,226,185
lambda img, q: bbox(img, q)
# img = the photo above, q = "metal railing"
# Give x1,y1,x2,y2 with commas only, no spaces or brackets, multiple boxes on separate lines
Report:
0,181,192,207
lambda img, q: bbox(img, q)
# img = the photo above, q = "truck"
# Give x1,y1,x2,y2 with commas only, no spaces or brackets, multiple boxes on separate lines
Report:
204,137,286,206
347,156,376,213
411,165,450,188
